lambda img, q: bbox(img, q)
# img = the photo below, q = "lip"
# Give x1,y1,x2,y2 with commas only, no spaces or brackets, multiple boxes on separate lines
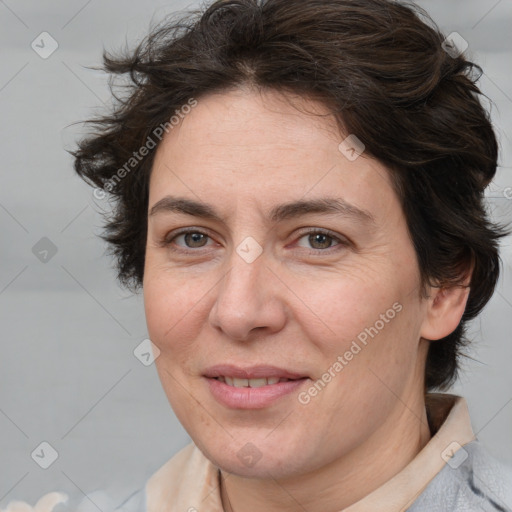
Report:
203,364,307,380
203,364,309,409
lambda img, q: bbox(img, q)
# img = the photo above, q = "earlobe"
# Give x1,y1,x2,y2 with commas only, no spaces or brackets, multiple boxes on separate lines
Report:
420,283,471,341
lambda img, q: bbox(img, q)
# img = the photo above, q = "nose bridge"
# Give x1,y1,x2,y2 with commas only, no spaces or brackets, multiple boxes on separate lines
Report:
220,248,268,312
209,246,285,340
220,224,268,301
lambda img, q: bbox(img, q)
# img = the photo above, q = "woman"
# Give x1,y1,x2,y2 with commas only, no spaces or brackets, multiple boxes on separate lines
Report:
70,0,512,510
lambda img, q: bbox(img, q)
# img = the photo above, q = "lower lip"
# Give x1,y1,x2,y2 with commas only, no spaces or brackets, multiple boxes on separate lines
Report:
205,377,308,409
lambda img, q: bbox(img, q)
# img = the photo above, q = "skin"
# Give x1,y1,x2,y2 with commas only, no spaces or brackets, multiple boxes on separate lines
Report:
143,87,470,512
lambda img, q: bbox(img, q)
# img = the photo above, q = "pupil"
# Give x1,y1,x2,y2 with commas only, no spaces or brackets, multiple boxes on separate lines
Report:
310,233,331,249
186,233,206,247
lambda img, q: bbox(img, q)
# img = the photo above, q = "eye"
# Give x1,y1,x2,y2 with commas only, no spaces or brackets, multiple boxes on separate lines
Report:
177,231,210,248
295,229,346,251
162,229,215,250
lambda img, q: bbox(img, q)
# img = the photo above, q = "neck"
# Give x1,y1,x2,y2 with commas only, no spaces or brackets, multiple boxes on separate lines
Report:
221,393,431,512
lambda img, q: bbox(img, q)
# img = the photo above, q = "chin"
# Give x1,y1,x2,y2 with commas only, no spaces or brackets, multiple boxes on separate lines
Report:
195,434,319,480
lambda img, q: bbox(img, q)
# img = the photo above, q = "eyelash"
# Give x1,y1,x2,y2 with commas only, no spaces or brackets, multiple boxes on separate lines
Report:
159,227,349,255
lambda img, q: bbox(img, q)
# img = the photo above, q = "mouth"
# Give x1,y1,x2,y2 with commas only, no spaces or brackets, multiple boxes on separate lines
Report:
203,364,308,382
213,376,302,388
203,364,309,409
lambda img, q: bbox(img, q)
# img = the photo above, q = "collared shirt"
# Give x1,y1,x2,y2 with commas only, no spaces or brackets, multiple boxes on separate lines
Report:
114,393,512,511
4,394,510,512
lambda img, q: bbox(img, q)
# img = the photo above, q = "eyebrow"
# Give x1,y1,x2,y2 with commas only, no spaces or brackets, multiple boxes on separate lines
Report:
149,196,375,225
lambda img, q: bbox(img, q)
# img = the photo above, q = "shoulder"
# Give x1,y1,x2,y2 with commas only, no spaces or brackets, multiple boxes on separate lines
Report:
408,440,512,512
95,443,212,512
113,488,147,512
109,444,199,512
147,442,220,511
145,442,209,496
0,446,202,512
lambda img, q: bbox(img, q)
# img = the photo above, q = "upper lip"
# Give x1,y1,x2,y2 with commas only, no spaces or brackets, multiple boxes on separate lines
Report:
203,364,308,380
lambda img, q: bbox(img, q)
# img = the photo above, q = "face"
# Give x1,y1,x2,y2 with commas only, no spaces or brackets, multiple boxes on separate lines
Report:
143,88,432,479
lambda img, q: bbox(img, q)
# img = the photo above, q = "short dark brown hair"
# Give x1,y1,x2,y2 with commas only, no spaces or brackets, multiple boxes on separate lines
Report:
72,0,509,390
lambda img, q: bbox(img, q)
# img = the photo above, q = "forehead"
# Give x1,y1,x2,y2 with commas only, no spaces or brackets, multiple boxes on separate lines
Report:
162,88,343,160
149,88,397,221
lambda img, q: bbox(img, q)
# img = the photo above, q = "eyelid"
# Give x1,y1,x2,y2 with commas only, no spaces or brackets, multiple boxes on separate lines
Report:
291,227,349,252
159,227,217,250
158,226,350,254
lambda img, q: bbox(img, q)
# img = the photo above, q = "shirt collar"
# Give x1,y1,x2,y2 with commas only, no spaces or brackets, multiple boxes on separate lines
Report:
344,393,475,511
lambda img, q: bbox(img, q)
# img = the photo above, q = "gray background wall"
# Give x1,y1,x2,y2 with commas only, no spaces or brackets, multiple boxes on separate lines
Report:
1,0,511,508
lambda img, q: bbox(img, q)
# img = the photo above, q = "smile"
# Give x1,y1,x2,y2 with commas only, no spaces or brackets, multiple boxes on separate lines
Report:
215,376,296,387
204,365,309,408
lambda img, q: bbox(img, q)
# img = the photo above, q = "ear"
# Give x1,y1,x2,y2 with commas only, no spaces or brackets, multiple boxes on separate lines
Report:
419,275,471,341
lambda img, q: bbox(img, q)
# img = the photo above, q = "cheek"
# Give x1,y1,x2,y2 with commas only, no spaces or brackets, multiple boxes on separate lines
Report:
298,265,423,373
143,270,210,356
298,271,398,341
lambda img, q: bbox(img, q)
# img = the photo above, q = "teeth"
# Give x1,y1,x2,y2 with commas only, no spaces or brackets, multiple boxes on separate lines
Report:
247,378,267,388
218,376,291,388
233,378,249,388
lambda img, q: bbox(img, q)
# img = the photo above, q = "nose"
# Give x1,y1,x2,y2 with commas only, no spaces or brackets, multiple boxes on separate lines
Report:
208,250,287,342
